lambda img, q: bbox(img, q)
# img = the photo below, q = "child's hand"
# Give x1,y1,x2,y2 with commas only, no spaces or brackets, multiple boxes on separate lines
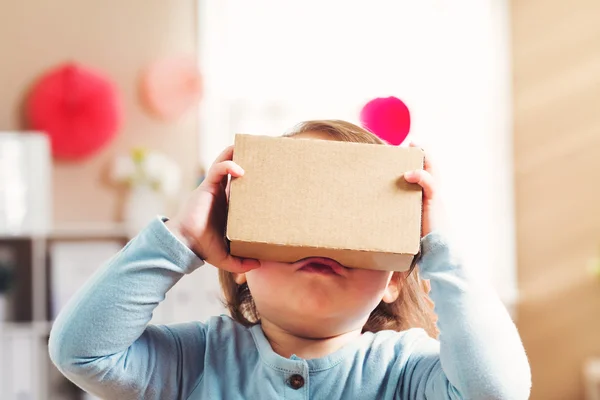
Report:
403,143,444,238
166,146,261,273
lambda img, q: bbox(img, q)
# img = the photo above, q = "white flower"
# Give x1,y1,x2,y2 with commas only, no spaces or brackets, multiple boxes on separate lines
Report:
158,161,182,197
110,150,181,197
111,155,137,183
141,152,182,197
140,153,163,181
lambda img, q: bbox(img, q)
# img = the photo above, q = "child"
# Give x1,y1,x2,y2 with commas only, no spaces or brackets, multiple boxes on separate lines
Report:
49,120,531,399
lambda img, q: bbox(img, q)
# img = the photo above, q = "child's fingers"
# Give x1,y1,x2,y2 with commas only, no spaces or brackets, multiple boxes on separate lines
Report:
239,257,261,270
220,255,261,273
204,161,245,186
409,141,433,173
404,170,436,200
213,145,235,164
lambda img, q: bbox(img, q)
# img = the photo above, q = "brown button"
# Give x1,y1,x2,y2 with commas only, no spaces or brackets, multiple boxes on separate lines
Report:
288,374,305,389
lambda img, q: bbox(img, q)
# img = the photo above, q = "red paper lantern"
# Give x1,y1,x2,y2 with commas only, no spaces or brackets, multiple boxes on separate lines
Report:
359,96,411,146
26,62,122,160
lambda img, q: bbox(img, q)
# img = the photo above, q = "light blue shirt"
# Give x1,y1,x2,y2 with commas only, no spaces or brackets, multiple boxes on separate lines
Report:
49,217,531,399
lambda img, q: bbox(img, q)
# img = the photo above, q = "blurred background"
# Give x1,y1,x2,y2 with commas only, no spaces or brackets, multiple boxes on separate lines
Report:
0,1,598,399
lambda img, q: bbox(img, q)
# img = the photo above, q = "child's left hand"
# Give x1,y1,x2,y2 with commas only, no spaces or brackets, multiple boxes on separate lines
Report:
403,143,444,238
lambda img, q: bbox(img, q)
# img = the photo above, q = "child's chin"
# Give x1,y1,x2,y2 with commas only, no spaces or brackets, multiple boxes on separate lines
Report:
281,317,357,340
260,299,367,339
290,304,362,330
291,292,339,313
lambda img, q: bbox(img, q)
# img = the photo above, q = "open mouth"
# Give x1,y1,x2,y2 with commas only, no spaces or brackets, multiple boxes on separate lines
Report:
296,257,348,276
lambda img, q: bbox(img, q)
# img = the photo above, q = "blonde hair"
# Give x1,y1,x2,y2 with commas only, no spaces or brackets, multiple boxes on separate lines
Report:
220,120,439,338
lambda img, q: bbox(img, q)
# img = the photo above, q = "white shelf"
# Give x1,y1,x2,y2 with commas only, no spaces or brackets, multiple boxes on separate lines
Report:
0,221,130,399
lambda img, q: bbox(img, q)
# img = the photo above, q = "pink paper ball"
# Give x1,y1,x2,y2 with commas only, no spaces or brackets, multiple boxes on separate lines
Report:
26,62,122,160
360,96,411,146
140,56,203,120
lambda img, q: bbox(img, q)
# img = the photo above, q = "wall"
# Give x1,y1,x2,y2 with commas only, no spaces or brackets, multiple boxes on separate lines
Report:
512,1,600,399
0,0,199,225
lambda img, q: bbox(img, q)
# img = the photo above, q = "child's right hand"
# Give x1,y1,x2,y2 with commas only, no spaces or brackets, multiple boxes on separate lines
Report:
165,146,261,273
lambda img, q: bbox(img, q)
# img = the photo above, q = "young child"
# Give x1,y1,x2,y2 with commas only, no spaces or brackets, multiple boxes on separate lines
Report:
49,120,531,399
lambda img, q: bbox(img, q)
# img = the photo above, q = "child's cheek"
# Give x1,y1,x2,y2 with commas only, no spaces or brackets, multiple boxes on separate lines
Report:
351,269,394,292
246,260,293,284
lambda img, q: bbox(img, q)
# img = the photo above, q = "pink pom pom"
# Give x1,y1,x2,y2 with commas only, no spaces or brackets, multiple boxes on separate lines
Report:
141,56,203,121
26,62,122,160
359,96,411,146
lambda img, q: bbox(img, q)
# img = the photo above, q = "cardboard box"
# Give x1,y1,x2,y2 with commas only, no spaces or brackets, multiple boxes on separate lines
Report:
226,134,424,271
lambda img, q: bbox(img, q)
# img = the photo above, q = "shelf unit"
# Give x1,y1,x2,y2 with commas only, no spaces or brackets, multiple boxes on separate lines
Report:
0,223,129,400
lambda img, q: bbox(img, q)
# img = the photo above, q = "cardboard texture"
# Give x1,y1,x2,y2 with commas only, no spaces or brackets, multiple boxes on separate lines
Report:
226,134,424,271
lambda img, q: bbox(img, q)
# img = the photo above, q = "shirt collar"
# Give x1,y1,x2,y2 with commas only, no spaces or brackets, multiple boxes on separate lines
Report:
249,324,373,373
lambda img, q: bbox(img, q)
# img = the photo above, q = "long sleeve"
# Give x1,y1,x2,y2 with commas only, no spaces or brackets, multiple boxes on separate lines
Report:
399,233,531,400
48,217,207,400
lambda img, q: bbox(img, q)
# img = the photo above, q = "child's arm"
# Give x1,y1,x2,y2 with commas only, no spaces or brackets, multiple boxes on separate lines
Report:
399,233,531,399
49,145,258,399
401,145,531,399
48,218,207,399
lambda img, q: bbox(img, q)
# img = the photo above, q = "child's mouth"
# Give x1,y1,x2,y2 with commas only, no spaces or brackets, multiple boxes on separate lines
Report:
296,257,348,276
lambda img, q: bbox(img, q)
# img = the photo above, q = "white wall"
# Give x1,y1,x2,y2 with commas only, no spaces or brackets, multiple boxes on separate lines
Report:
197,0,517,312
